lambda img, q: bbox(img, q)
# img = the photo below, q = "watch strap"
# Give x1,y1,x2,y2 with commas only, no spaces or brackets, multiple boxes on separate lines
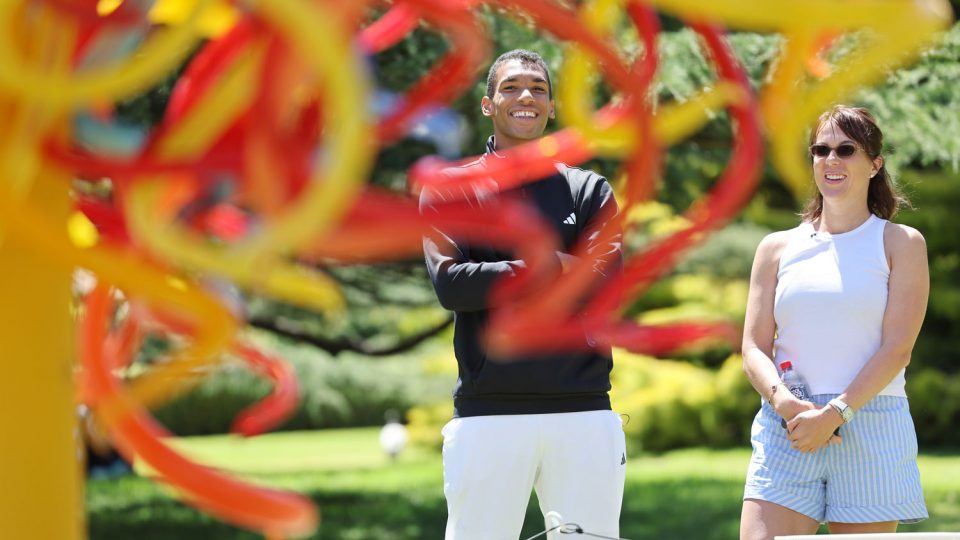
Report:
828,398,854,423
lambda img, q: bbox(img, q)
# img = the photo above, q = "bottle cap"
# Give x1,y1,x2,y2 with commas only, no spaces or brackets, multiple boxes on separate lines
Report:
779,361,792,371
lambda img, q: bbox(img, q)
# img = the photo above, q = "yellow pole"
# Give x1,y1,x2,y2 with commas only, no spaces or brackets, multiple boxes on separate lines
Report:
0,176,84,539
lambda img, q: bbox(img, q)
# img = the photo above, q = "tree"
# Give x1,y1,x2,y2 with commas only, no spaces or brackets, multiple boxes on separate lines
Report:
108,14,960,365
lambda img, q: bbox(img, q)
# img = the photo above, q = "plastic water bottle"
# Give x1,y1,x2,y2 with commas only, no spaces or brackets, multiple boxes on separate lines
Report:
779,361,839,436
780,360,809,429
780,361,809,400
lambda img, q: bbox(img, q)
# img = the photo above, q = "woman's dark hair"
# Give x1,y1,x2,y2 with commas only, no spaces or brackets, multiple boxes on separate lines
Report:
803,105,910,221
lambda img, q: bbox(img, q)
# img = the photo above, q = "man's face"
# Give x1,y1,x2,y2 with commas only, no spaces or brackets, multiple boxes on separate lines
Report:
481,59,555,151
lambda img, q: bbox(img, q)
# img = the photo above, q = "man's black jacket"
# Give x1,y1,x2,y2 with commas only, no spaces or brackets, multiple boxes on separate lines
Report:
422,137,622,417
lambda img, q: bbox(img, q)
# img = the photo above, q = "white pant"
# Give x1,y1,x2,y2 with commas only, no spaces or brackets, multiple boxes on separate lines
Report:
442,410,626,540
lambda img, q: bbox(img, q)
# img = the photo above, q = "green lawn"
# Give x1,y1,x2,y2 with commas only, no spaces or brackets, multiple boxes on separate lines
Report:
87,428,960,539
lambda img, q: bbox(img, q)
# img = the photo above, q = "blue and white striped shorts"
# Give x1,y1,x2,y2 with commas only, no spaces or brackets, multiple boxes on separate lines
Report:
743,394,927,524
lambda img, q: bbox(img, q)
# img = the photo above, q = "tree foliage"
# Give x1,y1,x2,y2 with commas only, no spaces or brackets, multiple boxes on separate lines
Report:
110,17,960,368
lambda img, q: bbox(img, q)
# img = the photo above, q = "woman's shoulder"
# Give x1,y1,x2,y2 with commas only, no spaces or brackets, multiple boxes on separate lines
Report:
758,227,803,252
883,221,927,258
753,229,795,266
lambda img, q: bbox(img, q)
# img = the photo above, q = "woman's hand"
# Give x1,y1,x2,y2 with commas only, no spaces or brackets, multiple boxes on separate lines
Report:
772,393,816,424
785,406,844,453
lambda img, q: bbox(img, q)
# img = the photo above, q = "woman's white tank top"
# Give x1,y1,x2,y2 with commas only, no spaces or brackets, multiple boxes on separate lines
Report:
773,214,906,397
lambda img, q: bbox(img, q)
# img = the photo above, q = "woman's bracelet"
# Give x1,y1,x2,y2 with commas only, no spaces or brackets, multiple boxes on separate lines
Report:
768,382,787,402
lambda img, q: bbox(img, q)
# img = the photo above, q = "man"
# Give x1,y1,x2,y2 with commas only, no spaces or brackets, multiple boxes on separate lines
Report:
422,49,625,540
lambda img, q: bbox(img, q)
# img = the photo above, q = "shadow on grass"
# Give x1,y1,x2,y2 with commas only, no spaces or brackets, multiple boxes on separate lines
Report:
90,477,744,539
89,465,955,539
90,490,446,540
618,478,743,539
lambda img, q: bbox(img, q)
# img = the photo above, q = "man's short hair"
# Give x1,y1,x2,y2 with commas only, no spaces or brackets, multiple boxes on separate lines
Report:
485,49,552,99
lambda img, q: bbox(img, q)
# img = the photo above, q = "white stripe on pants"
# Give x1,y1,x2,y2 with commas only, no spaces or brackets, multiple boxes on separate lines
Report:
442,410,626,540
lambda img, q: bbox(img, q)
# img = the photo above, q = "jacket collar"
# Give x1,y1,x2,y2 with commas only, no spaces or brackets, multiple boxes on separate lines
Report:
485,136,506,160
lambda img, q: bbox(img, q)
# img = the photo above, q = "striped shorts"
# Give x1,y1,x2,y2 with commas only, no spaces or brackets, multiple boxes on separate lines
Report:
743,394,927,524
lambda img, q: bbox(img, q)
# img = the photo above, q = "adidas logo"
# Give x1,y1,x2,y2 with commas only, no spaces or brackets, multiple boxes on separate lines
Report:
620,453,626,465
562,212,576,225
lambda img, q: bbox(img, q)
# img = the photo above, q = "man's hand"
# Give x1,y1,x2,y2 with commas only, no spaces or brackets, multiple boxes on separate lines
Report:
785,406,844,453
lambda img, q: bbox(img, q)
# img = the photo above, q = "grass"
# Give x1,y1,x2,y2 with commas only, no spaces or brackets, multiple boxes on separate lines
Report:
87,428,960,539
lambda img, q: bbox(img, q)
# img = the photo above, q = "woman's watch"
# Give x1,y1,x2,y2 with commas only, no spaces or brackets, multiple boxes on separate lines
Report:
828,398,854,424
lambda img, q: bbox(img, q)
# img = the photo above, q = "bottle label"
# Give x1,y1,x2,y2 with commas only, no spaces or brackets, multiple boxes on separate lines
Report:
788,386,809,401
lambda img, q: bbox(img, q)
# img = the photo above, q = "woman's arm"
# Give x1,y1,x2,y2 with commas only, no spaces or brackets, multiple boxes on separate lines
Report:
742,231,814,422
841,223,929,407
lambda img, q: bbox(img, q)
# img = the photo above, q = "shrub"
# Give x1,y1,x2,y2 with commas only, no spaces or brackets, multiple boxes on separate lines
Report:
906,368,960,448
151,336,452,436
406,401,453,450
612,352,758,453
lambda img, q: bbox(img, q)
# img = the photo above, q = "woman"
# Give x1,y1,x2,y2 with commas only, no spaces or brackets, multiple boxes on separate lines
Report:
740,105,930,540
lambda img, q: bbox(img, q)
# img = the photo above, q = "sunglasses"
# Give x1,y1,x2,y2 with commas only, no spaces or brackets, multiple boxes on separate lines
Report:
809,143,858,158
